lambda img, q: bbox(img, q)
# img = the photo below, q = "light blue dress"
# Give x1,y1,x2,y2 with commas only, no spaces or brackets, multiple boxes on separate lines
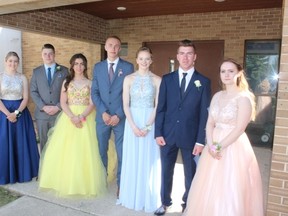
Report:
119,73,161,212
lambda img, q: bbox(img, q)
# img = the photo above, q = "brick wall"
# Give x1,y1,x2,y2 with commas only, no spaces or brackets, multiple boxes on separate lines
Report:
0,6,287,214
0,8,107,43
267,1,288,215
108,8,282,65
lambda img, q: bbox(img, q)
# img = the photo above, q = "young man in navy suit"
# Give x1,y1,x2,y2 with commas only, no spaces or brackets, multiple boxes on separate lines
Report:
154,40,211,215
91,36,134,198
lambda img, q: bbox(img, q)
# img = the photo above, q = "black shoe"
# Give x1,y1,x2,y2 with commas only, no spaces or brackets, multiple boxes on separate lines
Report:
116,187,120,199
154,205,167,215
181,203,186,213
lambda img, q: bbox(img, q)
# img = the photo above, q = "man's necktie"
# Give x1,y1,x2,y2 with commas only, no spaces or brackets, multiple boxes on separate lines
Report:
109,63,115,83
47,67,52,86
180,72,187,98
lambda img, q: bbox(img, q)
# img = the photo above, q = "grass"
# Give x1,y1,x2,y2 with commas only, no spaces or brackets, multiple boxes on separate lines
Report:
0,187,21,207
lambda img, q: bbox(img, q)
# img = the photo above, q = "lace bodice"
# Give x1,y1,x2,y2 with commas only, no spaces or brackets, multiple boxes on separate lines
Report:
0,72,23,100
67,82,90,106
210,91,249,129
130,74,155,108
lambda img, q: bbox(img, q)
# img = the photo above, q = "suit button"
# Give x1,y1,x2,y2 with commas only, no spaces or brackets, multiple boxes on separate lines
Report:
109,102,111,105
179,107,182,110
50,101,52,103
109,91,111,94
49,91,52,94
177,120,180,123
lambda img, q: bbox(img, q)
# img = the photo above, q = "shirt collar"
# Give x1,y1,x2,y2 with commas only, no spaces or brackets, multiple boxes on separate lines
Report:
179,67,195,76
44,63,56,71
107,57,120,65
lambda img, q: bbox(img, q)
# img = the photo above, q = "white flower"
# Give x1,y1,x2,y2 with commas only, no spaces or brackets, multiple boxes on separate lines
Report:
194,80,202,90
118,69,123,77
56,66,61,71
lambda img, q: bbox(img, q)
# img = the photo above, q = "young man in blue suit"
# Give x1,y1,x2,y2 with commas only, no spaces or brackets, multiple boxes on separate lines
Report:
154,40,211,215
91,36,134,198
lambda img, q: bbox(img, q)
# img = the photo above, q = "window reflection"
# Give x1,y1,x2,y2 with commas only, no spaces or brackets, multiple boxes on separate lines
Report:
244,40,280,148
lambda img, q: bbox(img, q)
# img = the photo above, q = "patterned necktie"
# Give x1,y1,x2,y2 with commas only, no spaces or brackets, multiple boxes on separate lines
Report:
47,67,52,86
180,72,187,98
109,63,115,83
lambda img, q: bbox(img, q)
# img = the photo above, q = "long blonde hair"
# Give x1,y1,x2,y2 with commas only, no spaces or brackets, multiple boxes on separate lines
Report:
221,58,256,120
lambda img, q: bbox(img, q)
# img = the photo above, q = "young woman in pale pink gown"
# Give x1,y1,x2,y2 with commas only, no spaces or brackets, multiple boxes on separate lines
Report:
183,59,264,216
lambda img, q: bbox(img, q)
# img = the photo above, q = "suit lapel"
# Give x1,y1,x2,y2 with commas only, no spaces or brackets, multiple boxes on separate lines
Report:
51,64,58,86
41,66,50,87
182,71,199,100
102,60,110,86
111,58,123,85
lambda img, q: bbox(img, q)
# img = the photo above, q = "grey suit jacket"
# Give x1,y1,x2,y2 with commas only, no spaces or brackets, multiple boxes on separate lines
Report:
30,64,68,120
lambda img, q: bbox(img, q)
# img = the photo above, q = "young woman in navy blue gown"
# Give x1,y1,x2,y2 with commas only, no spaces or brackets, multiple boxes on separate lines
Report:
0,51,39,185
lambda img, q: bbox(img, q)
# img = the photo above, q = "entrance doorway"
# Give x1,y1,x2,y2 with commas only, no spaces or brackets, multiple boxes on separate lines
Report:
144,40,225,95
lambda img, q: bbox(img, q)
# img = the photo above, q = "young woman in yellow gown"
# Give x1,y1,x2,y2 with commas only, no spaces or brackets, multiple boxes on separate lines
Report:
38,53,111,197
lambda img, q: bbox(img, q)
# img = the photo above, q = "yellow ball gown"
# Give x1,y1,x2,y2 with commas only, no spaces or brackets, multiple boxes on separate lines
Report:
38,82,116,197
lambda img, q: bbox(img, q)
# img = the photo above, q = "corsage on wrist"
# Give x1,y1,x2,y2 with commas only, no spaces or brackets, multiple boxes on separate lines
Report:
14,110,22,118
210,142,222,153
142,124,152,131
78,114,86,122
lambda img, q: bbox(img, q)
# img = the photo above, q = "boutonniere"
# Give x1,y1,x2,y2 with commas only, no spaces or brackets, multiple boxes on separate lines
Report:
194,80,202,90
56,65,63,77
56,65,61,72
118,69,123,77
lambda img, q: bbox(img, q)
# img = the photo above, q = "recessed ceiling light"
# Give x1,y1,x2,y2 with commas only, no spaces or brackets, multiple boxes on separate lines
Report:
117,6,126,11
214,0,225,2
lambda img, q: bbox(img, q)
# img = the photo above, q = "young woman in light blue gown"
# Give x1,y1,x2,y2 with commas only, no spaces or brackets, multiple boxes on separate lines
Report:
119,47,162,212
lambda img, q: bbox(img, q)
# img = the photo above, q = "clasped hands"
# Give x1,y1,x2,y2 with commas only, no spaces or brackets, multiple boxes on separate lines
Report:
102,112,120,127
6,112,17,123
70,115,83,128
43,105,60,116
208,146,222,160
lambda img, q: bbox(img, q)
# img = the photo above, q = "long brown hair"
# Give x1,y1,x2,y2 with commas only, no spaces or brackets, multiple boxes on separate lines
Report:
64,53,88,92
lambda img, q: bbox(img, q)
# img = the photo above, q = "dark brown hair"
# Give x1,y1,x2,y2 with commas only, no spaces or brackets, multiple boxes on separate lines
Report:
64,53,88,92
42,43,55,53
177,39,196,53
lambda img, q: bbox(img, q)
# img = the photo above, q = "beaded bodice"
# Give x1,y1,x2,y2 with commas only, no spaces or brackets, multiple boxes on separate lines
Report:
211,91,249,129
67,82,90,106
130,73,155,108
0,72,23,100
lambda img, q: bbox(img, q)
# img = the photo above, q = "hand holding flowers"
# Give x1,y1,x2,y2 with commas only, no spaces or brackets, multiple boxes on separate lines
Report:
208,141,222,160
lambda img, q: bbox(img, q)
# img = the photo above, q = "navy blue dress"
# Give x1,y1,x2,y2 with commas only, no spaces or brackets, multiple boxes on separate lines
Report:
0,72,39,185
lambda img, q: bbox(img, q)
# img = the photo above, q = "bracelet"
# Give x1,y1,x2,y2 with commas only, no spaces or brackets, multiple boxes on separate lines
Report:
210,142,222,153
14,110,22,118
142,124,152,131
78,114,86,122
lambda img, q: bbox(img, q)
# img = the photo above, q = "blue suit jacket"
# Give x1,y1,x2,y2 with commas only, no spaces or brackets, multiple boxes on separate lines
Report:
91,58,134,123
155,70,211,150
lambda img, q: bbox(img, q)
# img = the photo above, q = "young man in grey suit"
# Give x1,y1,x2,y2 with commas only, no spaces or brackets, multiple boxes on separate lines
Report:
91,36,134,198
30,44,68,152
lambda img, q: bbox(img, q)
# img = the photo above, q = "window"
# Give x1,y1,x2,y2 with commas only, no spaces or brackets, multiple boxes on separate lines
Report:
244,39,281,147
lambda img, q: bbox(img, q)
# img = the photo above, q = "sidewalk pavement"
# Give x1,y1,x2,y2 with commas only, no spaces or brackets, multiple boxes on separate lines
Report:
0,147,272,216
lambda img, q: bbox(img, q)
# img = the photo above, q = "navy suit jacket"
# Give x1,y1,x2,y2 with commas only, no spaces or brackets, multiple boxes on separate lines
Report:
155,70,211,150
91,58,134,123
